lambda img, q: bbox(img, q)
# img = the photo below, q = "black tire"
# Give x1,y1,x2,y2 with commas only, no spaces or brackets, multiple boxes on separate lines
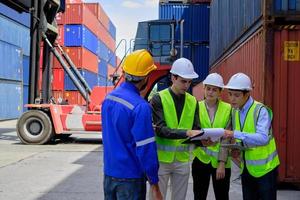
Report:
17,110,54,144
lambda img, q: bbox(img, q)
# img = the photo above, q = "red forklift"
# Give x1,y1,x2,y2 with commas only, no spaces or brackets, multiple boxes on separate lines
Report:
5,0,183,144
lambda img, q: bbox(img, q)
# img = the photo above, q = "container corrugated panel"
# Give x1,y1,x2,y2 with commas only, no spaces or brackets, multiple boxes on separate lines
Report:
23,55,29,85
209,0,262,64
22,84,28,111
97,40,109,61
273,28,300,183
64,47,98,73
0,3,30,27
274,0,300,13
0,40,22,81
192,45,209,82
108,20,116,40
98,60,108,77
107,64,115,78
0,80,22,120
0,15,30,56
159,4,209,42
52,68,64,91
102,30,116,52
108,51,117,67
98,75,113,86
64,25,98,55
192,82,204,101
64,69,98,90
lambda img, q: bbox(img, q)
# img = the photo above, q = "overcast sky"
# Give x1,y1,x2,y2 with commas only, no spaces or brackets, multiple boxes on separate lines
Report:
84,0,159,57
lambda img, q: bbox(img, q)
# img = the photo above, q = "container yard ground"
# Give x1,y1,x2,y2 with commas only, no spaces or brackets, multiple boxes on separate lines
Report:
0,120,299,200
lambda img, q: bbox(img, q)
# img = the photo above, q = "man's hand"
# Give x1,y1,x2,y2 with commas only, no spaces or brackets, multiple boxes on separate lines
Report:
186,130,202,137
216,161,225,180
224,130,234,138
201,138,216,146
151,184,163,200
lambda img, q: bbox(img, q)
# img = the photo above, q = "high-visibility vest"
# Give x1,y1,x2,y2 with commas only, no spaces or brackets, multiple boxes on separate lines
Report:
193,100,231,168
233,101,280,178
155,89,197,163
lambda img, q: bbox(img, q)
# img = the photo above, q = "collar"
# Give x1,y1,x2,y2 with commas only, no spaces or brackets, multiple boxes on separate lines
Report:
240,96,254,113
120,82,140,95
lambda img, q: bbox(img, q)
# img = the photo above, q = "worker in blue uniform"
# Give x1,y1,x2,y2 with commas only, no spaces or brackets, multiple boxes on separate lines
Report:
101,49,162,200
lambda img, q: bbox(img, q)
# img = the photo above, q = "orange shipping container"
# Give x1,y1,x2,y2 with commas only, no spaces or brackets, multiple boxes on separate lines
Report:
210,26,300,184
52,68,64,91
53,47,98,73
85,3,110,30
56,25,64,46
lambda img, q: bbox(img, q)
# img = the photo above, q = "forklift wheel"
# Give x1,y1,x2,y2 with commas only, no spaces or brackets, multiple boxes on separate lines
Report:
17,110,54,144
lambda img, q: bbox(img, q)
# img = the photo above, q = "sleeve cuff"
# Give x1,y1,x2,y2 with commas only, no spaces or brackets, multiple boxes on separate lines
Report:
148,176,159,185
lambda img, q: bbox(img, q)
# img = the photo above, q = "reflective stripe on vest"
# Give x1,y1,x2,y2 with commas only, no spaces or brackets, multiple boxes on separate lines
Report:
234,101,280,178
193,100,231,168
156,89,196,163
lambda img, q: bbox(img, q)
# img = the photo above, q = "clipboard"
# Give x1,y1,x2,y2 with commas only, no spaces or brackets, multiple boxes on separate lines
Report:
182,130,205,144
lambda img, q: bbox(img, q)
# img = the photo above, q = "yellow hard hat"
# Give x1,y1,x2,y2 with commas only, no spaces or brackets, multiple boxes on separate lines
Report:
122,49,157,77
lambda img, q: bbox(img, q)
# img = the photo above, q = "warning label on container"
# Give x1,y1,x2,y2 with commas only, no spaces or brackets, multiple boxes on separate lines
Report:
284,41,299,61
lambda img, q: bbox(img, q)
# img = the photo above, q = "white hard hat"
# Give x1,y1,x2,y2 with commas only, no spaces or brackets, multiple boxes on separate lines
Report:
170,58,199,79
203,73,224,88
224,73,252,91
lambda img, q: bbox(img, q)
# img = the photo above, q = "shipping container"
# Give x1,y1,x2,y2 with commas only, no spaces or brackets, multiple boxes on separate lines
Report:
159,0,211,3
98,60,108,78
52,68,64,91
85,2,110,30
64,69,98,90
159,3,209,42
210,26,300,184
23,55,29,85
192,82,204,100
53,47,99,73
97,39,109,61
98,75,113,86
274,0,300,13
0,2,30,27
0,80,22,120
0,14,30,56
63,91,86,105
0,40,22,81
64,24,98,55
108,50,117,67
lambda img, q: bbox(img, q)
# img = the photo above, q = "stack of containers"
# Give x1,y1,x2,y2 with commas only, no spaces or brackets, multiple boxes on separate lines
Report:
158,0,210,91
54,1,117,104
0,3,30,119
208,0,300,184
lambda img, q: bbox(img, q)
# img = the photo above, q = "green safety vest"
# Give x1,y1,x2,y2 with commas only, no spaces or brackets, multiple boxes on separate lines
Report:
193,100,232,168
155,89,197,163
233,101,280,178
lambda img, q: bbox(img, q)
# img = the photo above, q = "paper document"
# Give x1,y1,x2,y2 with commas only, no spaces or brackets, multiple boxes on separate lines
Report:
182,128,224,144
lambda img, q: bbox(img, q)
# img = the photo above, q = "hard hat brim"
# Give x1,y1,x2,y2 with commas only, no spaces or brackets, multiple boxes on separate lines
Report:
170,71,199,79
223,85,252,91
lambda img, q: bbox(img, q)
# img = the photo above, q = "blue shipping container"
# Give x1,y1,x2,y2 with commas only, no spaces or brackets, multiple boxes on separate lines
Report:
159,3,210,42
64,69,98,90
108,50,117,67
64,25,98,55
108,20,116,40
275,0,300,12
23,84,29,112
0,80,22,120
0,15,30,56
98,75,113,86
98,60,108,77
0,40,22,81
209,0,262,64
0,3,30,28
97,40,109,61
23,55,30,85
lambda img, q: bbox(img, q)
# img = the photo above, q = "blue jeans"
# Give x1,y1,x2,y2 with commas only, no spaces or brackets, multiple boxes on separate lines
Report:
104,175,147,200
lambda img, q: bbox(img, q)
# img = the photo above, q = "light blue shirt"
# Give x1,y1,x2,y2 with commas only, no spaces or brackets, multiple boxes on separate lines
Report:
233,97,271,147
